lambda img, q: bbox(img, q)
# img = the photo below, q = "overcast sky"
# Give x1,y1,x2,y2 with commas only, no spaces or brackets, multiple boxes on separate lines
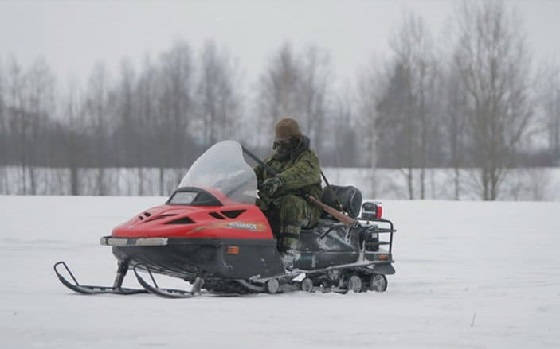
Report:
0,0,558,87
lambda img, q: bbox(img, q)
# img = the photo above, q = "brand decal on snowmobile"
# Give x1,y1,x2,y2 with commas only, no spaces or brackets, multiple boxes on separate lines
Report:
226,222,259,231
190,221,265,232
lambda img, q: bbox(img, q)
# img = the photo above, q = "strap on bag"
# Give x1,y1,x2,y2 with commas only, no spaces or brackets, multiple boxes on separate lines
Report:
320,171,343,211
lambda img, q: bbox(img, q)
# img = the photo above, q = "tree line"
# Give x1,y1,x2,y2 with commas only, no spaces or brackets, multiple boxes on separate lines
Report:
0,0,559,199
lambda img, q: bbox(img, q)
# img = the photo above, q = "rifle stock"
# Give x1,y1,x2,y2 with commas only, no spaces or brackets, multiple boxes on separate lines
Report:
308,195,356,226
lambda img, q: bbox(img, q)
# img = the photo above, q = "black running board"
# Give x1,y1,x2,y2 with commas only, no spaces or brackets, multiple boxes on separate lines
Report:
53,261,147,295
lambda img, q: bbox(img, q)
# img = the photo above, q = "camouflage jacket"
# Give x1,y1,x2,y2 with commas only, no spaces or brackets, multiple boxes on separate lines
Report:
254,137,322,208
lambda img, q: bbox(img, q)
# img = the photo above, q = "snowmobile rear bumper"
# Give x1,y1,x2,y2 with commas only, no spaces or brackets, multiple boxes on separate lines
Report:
101,236,285,280
370,262,395,275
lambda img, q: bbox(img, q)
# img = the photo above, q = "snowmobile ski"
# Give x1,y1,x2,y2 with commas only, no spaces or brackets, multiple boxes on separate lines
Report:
53,261,147,295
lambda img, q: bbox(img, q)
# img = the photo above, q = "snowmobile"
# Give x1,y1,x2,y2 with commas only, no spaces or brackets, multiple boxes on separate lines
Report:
54,140,396,298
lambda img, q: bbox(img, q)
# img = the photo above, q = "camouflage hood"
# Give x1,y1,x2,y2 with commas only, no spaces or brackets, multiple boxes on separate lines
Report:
290,135,311,161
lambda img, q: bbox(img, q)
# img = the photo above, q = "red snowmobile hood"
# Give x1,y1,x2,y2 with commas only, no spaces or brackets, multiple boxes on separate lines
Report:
112,203,274,240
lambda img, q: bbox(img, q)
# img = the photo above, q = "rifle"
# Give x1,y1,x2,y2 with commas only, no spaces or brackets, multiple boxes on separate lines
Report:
241,144,355,227
307,195,356,226
241,145,279,176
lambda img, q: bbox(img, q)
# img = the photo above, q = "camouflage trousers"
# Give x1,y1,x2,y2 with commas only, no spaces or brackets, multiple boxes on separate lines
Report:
264,194,321,251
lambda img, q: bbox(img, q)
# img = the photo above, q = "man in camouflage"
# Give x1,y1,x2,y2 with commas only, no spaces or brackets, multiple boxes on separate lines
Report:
255,118,323,253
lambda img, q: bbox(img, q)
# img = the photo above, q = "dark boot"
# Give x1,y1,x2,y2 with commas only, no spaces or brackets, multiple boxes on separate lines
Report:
279,225,301,270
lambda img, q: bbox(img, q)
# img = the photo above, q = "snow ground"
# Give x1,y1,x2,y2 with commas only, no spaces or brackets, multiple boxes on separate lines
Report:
0,196,559,348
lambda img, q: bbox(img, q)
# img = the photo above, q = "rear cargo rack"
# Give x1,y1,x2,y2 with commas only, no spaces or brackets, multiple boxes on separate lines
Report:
376,218,396,253
359,218,396,253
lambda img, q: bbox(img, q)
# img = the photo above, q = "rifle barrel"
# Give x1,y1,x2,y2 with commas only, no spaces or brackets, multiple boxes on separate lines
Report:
241,145,278,176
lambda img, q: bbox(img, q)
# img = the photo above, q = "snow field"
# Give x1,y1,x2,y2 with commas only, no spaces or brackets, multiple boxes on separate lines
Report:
0,196,559,348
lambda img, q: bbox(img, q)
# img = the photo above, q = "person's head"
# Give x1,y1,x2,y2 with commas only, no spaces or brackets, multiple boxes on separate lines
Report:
273,117,302,160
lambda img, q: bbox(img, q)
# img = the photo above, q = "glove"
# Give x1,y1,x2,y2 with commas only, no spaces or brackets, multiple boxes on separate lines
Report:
262,177,283,196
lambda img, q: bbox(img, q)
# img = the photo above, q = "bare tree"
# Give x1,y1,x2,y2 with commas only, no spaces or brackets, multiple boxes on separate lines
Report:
27,59,56,192
390,13,440,199
0,61,6,193
367,13,440,200
136,56,162,194
257,43,300,146
298,46,331,154
375,62,417,199
453,0,534,200
0,61,5,166
116,59,136,163
196,40,242,146
61,82,84,196
357,59,383,169
157,41,196,187
257,43,331,152
84,62,111,195
538,64,560,160
329,93,358,167
116,59,140,194
6,58,29,194
443,65,468,199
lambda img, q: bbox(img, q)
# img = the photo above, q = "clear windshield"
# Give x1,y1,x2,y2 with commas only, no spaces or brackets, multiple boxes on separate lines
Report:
178,140,257,204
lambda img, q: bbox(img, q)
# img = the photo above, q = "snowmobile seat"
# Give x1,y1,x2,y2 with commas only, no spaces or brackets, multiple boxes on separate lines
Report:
320,185,362,219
